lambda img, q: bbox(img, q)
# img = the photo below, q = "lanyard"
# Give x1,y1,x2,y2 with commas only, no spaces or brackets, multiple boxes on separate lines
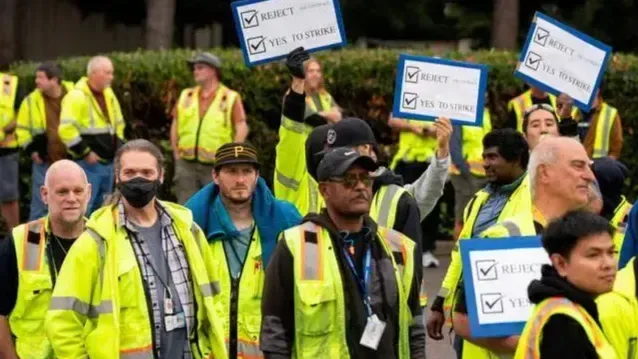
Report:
342,245,373,317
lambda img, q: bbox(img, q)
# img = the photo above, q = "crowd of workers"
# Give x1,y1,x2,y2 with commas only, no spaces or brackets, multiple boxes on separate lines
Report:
0,44,635,359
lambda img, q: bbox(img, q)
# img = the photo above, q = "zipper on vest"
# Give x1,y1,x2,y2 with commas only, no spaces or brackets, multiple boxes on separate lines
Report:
194,116,204,161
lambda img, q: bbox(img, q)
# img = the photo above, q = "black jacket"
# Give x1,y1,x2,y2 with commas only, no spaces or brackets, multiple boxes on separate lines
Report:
260,212,425,359
526,265,600,359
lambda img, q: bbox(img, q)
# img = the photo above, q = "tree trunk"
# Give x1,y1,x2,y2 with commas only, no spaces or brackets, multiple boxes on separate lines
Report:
491,0,519,50
146,0,177,50
0,0,18,67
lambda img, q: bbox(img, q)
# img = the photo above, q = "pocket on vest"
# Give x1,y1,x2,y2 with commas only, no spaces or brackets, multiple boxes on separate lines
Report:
13,273,52,320
296,281,336,336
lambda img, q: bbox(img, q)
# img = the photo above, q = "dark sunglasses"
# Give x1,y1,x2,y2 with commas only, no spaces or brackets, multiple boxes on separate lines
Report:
328,173,373,189
524,103,555,117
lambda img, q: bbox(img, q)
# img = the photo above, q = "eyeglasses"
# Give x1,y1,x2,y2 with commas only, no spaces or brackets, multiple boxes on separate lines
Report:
328,173,373,189
523,103,555,117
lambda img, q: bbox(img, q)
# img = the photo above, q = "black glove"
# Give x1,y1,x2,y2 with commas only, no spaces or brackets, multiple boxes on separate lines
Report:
286,47,310,79
558,117,578,137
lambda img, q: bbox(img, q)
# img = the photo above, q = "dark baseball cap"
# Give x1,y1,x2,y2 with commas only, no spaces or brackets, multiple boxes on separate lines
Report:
187,52,222,69
325,117,378,148
213,142,260,169
317,147,378,181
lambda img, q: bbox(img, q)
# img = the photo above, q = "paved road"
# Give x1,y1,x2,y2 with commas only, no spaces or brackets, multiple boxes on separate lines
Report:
424,240,456,359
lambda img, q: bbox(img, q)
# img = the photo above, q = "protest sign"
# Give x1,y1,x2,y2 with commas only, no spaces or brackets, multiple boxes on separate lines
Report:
460,236,551,338
231,0,347,66
515,12,612,110
392,54,488,127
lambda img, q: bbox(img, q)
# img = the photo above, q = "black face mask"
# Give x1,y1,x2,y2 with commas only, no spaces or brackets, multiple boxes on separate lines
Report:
117,177,161,208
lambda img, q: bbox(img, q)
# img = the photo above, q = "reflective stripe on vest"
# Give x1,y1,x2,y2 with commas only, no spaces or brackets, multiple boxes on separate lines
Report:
382,227,407,278
226,339,262,359
500,221,522,236
371,184,403,228
592,103,616,158
276,169,301,191
300,222,323,280
120,345,154,359
22,219,46,271
611,198,632,255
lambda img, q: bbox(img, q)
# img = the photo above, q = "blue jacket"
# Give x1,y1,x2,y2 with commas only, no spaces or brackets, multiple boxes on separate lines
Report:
619,200,638,269
185,177,301,268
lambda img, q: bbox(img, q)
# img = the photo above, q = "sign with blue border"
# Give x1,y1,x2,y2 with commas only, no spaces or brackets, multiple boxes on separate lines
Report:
515,11,612,111
460,236,550,338
391,54,488,127
231,0,347,67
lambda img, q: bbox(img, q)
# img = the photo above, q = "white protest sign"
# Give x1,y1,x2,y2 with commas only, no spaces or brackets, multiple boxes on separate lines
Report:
515,12,612,110
231,0,346,66
460,237,551,337
392,54,488,127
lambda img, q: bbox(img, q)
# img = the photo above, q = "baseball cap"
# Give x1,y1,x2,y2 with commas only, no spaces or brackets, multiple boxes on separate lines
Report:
317,147,378,181
213,142,260,169
325,117,378,149
187,52,222,69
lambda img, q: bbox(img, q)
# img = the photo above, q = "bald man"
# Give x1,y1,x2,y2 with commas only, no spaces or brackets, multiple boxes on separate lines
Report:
59,55,125,214
451,136,596,359
0,160,90,359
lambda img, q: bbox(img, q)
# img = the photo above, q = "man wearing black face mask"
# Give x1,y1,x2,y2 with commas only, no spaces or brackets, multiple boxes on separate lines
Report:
46,139,227,359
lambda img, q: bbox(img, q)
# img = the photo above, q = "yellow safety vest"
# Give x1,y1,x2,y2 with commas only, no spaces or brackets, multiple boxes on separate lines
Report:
441,175,532,323
209,230,265,359
282,221,415,359
450,109,493,176
390,120,437,169
0,72,19,148
515,297,617,359
9,217,55,359
597,257,638,359
591,102,619,159
16,82,75,150
59,77,125,158
610,196,632,257
305,90,335,115
176,84,238,164
508,90,579,133
45,202,227,359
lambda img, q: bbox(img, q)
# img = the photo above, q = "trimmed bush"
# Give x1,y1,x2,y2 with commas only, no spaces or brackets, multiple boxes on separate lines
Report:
8,48,638,209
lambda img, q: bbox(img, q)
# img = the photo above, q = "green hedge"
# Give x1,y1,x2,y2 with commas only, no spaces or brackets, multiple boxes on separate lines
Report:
8,48,638,210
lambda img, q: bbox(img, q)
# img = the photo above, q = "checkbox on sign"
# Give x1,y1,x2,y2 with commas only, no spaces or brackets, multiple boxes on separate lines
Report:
534,27,549,47
240,10,259,29
480,293,504,314
475,260,498,281
247,36,267,55
525,52,542,71
405,66,420,84
402,92,418,110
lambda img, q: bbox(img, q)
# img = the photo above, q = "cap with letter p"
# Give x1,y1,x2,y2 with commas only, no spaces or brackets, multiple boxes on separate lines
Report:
213,142,260,170
317,147,378,181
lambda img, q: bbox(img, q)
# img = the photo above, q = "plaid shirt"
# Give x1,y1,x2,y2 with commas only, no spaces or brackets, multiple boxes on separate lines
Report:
119,202,195,359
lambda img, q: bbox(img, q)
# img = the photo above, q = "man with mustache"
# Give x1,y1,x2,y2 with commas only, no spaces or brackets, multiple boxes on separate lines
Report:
261,147,426,359
451,136,597,359
185,142,301,359
0,160,90,359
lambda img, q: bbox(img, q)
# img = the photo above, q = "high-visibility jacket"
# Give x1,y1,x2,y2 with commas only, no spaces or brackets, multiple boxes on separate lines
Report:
597,257,638,359
591,102,619,159
441,175,531,323
282,221,416,358
390,120,437,169
507,90,578,132
304,90,335,117
460,211,541,359
9,217,56,359
59,77,125,160
515,297,617,359
611,196,632,258
450,109,493,176
45,202,227,359
0,72,19,148
16,82,75,153
209,229,265,359
176,84,239,164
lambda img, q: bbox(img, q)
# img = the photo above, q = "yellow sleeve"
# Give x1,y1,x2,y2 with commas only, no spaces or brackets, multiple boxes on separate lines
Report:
45,232,100,359
113,96,125,141
59,90,90,157
597,292,637,359
15,96,32,149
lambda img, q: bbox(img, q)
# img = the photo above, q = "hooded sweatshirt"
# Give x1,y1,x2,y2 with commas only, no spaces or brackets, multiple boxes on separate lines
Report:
260,211,425,359
592,156,628,219
525,265,599,359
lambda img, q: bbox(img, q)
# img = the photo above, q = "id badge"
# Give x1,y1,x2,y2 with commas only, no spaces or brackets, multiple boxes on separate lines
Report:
164,312,186,332
359,314,386,350
164,298,174,315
